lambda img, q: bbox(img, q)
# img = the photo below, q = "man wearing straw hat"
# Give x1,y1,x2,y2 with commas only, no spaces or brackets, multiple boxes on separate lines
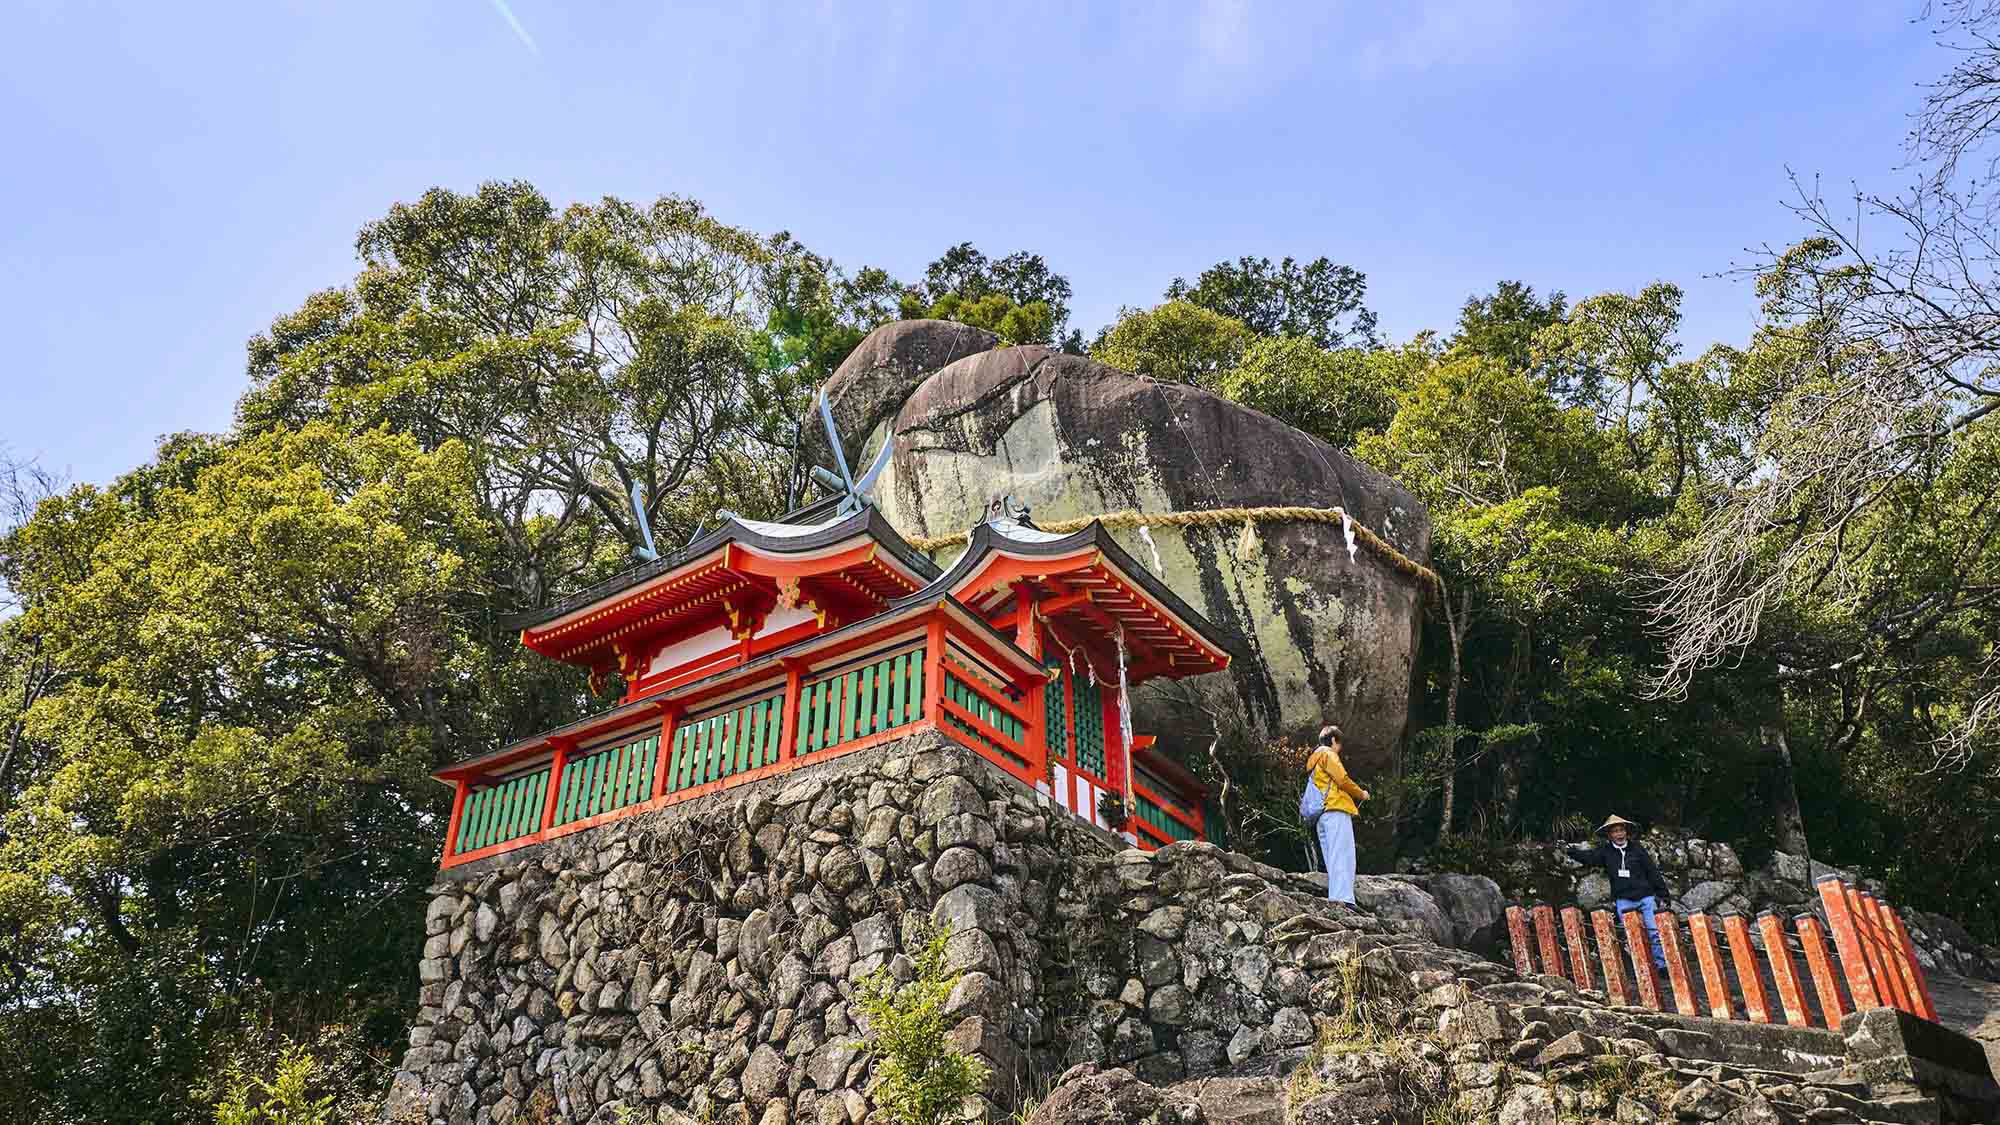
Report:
1566,814,1671,971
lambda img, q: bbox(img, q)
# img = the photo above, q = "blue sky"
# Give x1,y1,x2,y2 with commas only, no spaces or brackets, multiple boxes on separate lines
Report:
0,1,1940,487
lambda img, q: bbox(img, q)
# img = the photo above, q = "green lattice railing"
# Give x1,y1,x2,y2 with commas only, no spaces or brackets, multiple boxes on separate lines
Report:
666,691,784,793
454,765,553,854
554,733,658,827
1044,664,1068,759
941,661,1030,773
1136,792,1199,841
797,647,923,756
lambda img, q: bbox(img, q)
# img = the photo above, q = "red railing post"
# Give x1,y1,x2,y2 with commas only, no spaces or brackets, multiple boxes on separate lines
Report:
1561,907,1594,987
1852,891,1901,1013
1757,911,1811,1028
1723,913,1775,1023
1861,893,1919,1015
1592,910,1630,1005
1621,908,1663,1010
1816,875,1882,1011
1533,904,1564,980
1506,906,1535,977
648,709,677,802
542,737,573,829
442,780,470,861
1687,913,1734,1020
1795,914,1849,1029
1885,907,1939,1022
1658,912,1700,1016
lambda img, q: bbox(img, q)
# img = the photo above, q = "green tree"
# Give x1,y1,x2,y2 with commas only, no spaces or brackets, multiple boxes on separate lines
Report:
1091,300,1254,387
1217,336,1404,449
1451,280,1567,377
1166,254,1378,348
898,242,1075,348
852,924,989,1125
1359,354,1633,836
0,424,492,1122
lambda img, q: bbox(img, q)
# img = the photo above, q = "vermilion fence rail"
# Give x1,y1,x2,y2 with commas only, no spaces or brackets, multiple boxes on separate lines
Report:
442,609,1054,868
1505,877,1939,1028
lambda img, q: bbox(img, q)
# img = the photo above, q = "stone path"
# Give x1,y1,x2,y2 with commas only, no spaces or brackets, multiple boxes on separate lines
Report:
1929,969,2000,1076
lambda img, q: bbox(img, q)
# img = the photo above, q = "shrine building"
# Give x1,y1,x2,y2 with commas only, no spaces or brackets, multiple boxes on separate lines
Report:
433,501,1233,869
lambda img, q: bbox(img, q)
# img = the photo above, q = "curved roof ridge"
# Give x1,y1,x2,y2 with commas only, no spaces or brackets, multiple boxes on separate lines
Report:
503,506,939,632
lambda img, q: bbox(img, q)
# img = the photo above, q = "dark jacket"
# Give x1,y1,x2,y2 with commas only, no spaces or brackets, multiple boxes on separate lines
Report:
1566,840,1670,903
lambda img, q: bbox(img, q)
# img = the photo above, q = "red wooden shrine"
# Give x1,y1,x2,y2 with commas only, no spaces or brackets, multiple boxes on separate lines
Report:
433,504,1232,869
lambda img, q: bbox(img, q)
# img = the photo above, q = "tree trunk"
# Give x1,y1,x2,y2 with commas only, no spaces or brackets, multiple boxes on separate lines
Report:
1763,716,1810,859
1494,626,1532,823
1436,588,1471,844
0,641,47,815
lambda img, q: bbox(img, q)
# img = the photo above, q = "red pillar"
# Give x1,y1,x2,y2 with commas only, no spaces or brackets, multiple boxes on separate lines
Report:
1533,905,1564,981
1757,911,1811,1028
1506,906,1535,978
1885,907,1939,1022
648,711,677,802
1561,907,1594,987
442,780,470,862
922,616,945,722
1687,913,1734,1020
1658,912,1700,1017
1816,875,1881,1011
1015,587,1050,777
1592,910,1630,1006
1723,913,1775,1023
543,737,573,828
778,661,804,764
1795,914,1848,1029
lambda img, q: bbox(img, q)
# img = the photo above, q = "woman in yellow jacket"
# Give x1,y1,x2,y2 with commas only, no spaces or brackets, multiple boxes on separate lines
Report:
1303,723,1369,904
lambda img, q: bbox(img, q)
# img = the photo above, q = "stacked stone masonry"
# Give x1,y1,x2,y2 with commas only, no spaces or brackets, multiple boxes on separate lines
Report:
389,731,1998,1124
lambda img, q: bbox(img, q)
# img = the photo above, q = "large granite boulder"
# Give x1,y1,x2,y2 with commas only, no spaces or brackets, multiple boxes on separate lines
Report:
821,322,1432,792
1396,872,1508,957
809,318,997,470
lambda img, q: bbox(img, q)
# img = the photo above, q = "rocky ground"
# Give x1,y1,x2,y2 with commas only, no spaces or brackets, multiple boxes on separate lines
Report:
1927,972,2000,1079
1030,840,1984,1124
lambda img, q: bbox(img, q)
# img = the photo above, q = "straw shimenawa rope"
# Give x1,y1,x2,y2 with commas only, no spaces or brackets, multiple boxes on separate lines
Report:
905,505,1441,594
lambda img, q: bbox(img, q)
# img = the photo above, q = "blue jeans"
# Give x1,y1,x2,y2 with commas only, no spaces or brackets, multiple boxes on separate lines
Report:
1618,896,1667,969
1318,811,1355,904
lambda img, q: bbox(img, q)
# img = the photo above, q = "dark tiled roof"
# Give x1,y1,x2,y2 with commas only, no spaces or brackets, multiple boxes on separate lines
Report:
502,506,941,632
895,518,1236,660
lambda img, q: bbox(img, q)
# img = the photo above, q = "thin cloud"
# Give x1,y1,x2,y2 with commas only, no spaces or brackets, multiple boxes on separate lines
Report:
1195,0,1253,71
488,0,540,55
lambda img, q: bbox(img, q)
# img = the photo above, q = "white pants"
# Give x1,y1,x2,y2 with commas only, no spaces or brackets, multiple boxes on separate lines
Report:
1318,810,1355,904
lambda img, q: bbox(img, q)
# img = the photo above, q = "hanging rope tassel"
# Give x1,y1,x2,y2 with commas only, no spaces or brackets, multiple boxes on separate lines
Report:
1236,518,1258,561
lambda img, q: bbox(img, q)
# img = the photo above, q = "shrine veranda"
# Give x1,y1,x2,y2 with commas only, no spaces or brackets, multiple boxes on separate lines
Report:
433,503,1233,871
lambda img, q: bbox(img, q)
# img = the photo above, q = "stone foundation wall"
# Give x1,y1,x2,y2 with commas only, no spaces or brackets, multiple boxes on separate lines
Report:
387,731,1122,1125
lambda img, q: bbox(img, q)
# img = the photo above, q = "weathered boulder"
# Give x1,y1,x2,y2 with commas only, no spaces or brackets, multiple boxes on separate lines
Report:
1395,873,1506,956
1023,1064,1202,1125
1354,875,1453,947
823,323,1432,798
811,318,997,471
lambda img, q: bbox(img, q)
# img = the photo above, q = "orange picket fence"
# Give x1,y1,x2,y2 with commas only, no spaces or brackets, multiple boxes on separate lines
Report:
1504,876,1938,1029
